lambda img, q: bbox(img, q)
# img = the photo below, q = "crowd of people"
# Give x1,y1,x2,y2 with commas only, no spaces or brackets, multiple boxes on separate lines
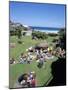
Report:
17,71,36,88
19,52,33,64
55,47,66,58
17,46,55,69
10,45,54,65
10,43,66,88
10,45,66,65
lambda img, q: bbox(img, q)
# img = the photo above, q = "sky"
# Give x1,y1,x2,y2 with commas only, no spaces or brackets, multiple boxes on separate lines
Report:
10,1,66,28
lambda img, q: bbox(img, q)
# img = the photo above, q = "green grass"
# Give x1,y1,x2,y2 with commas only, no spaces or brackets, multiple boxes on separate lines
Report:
9,57,58,88
10,36,57,60
9,35,58,88
10,36,44,61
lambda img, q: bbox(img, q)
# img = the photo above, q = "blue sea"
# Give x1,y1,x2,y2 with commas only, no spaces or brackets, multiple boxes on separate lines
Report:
30,26,61,33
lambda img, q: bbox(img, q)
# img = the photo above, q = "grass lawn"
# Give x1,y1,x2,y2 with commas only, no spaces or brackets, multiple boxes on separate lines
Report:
10,36,45,61
9,35,58,88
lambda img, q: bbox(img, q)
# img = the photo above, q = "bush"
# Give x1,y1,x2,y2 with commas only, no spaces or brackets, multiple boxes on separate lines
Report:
58,28,66,50
18,40,22,44
32,31,48,39
48,33,58,37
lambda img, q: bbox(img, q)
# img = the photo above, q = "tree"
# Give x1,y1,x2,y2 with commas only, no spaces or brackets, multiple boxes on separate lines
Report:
32,31,48,40
16,25,22,44
58,28,66,50
16,25,22,39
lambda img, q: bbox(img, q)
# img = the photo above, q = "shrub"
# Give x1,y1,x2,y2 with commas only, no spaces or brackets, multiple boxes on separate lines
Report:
32,31,48,39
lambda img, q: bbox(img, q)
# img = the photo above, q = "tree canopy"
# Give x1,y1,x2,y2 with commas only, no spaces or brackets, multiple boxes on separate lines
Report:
58,28,66,50
32,31,48,40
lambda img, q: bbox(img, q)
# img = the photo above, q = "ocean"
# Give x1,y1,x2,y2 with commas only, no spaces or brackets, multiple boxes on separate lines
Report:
30,26,61,33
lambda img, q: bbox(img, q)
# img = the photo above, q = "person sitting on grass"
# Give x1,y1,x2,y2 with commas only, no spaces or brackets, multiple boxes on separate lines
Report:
30,71,36,87
10,57,15,64
18,71,36,88
23,54,27,63
37,56,44,68
19,53,24,63
27,52,33,64
27,71,36,87
19,53,27,64
18,73,28,87
27,55,31,64
36,49,42,60
27,73,33,87
30,77,36,87
59,49,66,58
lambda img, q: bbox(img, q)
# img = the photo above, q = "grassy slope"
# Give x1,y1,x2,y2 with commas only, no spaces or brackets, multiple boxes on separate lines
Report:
10,36,56,60
9,58,57,88
9,36,58,88
10,36,44,61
